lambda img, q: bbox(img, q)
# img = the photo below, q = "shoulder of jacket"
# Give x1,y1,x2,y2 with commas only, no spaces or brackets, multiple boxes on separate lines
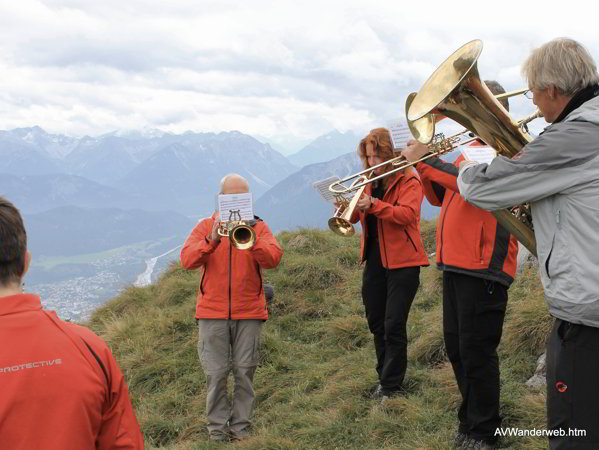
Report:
403,172,423,185
67,322,111,355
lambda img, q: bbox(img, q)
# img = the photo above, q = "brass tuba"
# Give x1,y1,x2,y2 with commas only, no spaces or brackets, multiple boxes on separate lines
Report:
407,39,539,256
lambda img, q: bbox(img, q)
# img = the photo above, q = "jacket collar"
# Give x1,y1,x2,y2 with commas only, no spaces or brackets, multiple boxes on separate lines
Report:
0,293,43,317
555,83,599,124
379,170,404,194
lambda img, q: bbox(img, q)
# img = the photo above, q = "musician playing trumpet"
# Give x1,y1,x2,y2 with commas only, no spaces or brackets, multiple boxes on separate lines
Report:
457,39,599,450
180,173,283,442
401,80,519,449
349,127,429,402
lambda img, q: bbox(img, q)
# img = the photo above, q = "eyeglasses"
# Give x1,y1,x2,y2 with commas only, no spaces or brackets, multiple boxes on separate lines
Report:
523,90,533,100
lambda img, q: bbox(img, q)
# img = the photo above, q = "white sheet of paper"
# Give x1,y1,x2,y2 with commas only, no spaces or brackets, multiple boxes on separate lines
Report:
460,146,497,165
218,193,254,221
313,176,352,204
389,121,412,149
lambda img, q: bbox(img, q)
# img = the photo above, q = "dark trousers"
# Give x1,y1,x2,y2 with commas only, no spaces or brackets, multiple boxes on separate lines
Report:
362,242,420,392
443,271,507,443
547,318,599,449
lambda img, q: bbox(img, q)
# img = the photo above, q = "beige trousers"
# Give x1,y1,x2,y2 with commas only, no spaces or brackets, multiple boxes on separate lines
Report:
197,319,262,437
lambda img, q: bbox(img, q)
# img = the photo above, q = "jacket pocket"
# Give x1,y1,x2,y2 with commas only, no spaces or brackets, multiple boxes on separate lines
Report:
405,229,418,252
478,223,485,263
198,269,206,295
545,234,555,280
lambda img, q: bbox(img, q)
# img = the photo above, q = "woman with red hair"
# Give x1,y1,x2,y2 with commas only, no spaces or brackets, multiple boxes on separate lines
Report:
351,127,429,401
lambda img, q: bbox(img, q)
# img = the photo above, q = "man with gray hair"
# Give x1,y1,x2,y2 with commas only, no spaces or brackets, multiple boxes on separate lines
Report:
180,173,283,442
458,38,599,449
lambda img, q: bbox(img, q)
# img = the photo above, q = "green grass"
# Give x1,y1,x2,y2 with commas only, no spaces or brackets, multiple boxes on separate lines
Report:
87,223,549,449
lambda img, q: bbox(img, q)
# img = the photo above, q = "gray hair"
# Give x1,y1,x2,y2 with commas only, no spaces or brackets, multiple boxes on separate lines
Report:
219,173,249,194
521,38,599,96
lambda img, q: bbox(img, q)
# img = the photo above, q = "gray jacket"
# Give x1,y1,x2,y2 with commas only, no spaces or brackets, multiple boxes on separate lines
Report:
457,95,599,327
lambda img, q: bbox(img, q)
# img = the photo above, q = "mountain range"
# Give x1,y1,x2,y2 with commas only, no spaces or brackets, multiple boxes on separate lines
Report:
286,129,361,167
1,125,443,318
0,127,299,217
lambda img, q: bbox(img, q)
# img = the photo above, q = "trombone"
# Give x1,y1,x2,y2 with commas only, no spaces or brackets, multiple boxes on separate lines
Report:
328,107,540,197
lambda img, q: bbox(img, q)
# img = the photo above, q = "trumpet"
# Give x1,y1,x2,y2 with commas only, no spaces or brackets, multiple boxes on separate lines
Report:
217,209,256,250
328,173,372,236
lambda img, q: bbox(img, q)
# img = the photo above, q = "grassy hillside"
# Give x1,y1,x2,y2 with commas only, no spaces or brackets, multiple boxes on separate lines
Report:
87,223,552,449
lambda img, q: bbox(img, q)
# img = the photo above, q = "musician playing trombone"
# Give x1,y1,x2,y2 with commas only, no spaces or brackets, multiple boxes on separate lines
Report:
349,128,429,402
457,39,599,450
402,81,519,450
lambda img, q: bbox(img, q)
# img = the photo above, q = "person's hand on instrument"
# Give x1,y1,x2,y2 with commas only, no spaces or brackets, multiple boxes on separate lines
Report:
357,193,375,211
402,139,429,163
210,213,221,242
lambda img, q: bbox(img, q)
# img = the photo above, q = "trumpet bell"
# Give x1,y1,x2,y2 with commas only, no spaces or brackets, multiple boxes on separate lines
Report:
328,217,355,237
230,224,256,250
218,221,256,250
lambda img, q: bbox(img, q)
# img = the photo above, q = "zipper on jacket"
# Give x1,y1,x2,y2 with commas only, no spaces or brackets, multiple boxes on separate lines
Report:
439,192,456,263
377,180,393,268
228,244,233,319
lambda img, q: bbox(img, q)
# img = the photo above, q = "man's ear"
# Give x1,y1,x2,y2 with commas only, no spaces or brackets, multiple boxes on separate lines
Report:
547,85,557,100
23,251,32,276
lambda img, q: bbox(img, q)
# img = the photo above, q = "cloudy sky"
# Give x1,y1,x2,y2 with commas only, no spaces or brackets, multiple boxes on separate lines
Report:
1,0,598,151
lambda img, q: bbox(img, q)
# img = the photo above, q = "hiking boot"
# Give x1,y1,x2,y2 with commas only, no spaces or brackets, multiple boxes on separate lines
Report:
230,427,250,442
462,437,498,450
209,431,228,442
454,431,468,448
380,388,405,404
370,383,384,400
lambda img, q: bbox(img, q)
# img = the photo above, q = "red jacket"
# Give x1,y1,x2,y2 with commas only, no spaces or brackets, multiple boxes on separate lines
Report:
416,148,518,286
351,170,429,269
180,214,283,320
0,294,144,450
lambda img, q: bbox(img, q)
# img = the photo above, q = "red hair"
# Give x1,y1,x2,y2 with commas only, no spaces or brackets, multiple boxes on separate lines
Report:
357,128,411,188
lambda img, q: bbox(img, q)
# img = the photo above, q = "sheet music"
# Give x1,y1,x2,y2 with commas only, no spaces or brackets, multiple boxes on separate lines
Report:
389,121,412,149
218,193,254,221
460,145,497,165
313,176,351,204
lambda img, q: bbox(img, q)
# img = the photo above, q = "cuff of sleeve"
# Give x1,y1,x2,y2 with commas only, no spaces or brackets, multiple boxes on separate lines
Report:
205,236,220,248
368,198,379,213
458,160,479,176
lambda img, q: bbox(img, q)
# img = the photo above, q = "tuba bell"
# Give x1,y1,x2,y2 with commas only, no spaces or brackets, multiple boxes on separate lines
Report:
407,39,539,256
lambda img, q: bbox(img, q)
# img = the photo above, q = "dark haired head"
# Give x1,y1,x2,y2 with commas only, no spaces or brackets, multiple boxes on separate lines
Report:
0,197,27,287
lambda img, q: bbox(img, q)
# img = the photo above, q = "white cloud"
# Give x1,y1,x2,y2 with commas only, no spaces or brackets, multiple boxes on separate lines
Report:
1,0,598,142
